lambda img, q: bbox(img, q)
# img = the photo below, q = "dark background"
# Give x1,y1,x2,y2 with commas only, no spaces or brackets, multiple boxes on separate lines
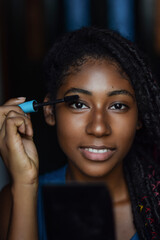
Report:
0,0,160,175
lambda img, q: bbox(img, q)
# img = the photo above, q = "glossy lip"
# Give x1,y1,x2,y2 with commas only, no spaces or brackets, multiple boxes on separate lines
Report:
79,145,116,162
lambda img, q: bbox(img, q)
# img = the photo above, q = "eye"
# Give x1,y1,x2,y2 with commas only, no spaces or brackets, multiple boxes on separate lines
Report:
109,103,129,111
68,101,89,109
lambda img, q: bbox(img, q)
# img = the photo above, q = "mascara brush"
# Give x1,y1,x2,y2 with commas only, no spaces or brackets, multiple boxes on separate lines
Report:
18,95,79,113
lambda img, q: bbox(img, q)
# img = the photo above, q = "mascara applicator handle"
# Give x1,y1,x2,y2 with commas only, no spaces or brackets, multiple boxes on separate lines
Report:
18,95,79,113
18,100,38,113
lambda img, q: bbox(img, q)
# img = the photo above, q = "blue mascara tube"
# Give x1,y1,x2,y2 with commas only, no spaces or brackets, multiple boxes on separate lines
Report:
19,100,38,113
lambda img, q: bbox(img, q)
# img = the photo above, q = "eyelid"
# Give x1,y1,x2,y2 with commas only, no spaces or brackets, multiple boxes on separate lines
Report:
67,99,89,109
109,102,129,110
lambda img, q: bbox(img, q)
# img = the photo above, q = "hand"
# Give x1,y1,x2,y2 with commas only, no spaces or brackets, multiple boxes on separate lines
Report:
0,97,26,129
0,98,39,185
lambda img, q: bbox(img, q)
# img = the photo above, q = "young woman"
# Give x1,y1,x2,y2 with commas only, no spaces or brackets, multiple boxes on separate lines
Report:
0,27,160,240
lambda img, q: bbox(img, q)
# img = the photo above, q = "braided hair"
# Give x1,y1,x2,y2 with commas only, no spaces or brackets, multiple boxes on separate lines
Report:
43,26,160,239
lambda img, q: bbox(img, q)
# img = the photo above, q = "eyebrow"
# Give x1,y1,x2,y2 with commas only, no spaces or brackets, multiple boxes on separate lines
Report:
107,89,135,100
64,88,135,100
64,88,92,96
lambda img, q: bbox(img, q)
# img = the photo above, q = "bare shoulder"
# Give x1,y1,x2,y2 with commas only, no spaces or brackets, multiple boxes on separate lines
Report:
0,184,12,240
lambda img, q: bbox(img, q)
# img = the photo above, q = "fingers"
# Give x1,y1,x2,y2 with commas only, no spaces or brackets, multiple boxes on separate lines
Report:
0,110,34,168
0,98,27,129
0,109,39,185
2,97,26,115
1,111,33,140
3,97,26,106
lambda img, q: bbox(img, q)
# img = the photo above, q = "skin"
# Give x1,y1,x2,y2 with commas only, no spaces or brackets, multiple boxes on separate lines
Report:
47,60,140,184
0,59,141,240
44,59,142,239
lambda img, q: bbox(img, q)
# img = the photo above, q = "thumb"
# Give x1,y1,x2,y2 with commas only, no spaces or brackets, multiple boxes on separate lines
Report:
3,97,26,106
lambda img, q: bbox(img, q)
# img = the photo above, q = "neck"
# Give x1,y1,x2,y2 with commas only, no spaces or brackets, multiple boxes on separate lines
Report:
66,162,130,204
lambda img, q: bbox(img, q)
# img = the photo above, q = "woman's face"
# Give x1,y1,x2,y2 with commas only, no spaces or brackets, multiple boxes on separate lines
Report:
52,60,140,180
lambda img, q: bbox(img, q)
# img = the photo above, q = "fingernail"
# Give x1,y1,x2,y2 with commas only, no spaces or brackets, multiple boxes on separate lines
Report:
16,97,26,101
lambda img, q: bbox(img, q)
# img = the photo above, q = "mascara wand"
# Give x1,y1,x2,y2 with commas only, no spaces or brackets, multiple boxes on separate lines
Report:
18,95,79,113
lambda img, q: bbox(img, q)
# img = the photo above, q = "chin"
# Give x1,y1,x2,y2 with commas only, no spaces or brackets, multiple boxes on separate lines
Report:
81,165,112,180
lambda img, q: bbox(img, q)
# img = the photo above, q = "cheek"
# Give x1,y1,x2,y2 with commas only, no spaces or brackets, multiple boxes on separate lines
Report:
111,112,138,146
55,111,85,149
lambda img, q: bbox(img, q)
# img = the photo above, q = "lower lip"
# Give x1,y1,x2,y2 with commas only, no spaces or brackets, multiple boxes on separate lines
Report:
79,148,116,161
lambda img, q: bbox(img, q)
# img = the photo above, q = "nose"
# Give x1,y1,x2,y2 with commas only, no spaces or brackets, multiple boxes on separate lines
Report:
86,109,111,137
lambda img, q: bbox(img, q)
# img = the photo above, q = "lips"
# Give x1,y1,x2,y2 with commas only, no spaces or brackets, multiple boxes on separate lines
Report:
79,146,116,161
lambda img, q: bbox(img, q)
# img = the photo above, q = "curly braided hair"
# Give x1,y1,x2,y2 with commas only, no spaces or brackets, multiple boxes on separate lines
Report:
43,26,160,239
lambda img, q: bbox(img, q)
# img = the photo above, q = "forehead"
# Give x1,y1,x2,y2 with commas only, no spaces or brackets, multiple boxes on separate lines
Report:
58,59,134,96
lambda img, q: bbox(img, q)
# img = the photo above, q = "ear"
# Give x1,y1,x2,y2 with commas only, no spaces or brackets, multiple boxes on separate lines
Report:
43,95,56,126
136,120,142,130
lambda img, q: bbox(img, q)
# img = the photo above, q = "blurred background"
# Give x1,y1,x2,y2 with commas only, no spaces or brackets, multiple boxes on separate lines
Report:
0,0,160,189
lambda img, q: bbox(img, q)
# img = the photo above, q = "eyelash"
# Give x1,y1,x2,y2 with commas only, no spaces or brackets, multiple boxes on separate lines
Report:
68,100,129,111
68,101,88,110
109,103,129,111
